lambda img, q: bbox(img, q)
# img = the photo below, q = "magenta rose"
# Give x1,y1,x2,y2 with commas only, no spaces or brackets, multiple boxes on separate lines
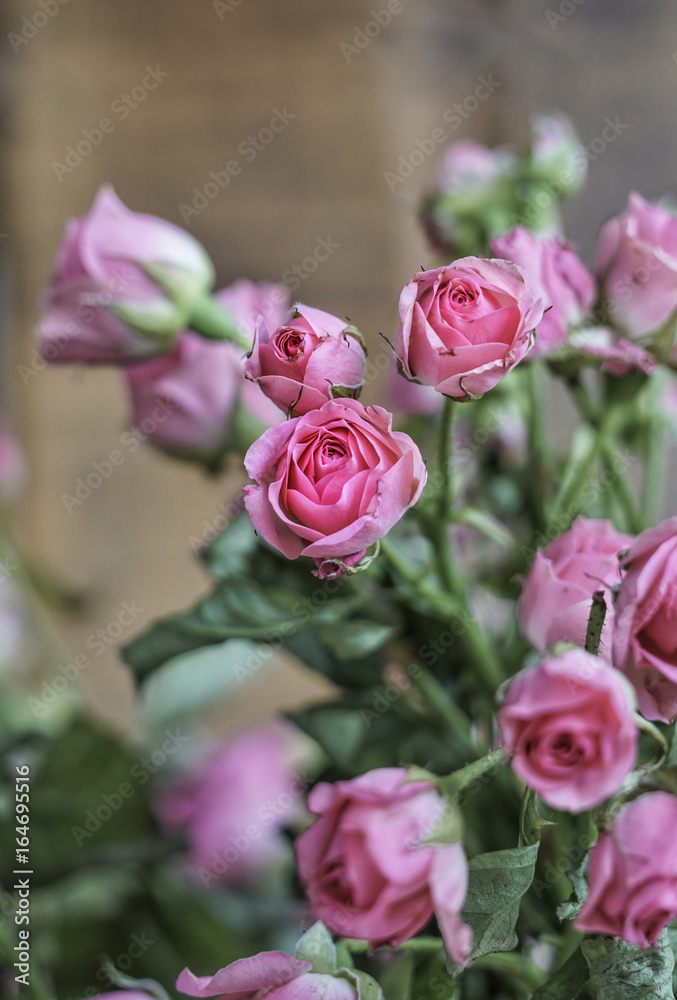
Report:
490,227,596,358
519,518,633,654
596,192,677,347
37,186,214,365
295,768,472,965
395,257,545,400
576,792,677,948
497,647,638,813
177,953,358,1000
612,516,677,723
124,283,284,465
243,398,426,578
244,304,367,416
156,723,307,886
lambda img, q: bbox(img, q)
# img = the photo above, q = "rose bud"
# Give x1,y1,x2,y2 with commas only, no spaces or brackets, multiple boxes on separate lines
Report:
395,257,545,400
596,193,677,354
612,516,677,723
568,327,658,377
497,647,638,813
243,398,426,578
37,185,214,365
575,792,677,948
519,518,633,654
295,768,472,966
216,277,290,343
244,304,367,416
527,113,587,196
155,723,308,887
490,227,596,358
124,283,286,467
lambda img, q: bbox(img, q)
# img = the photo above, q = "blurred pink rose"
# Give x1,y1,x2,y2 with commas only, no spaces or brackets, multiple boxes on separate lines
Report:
438,140,504,192
37,186,214,365
217,278,289,342
395,258,545,400
124,283,285,464
156,723,307,886
612,516,677,723
490,227,596,358
0,427,27,503
244,398,426,578
576,792,677,947
295,767,472,965
596,192,677,345
383,366,443,417
244,304,367,416
177,952,357,1000
528,113,586,195
519,518,633,654
498,648,637,813
568,327,657,377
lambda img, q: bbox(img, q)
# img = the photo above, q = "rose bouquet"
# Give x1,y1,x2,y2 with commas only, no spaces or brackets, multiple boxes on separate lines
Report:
4,115,677,1000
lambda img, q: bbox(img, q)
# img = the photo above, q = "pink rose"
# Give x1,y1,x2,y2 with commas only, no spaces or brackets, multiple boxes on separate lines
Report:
437,140,506,193
217,278,289,342
497,648,638,813
568,327,658,377
177,952,357,1000
37,186,214,365
575,792,677,948
155,724,307,885
528,113,586,196
124,283,284,465
295,768,472,965
596,192,677,345
243,398,426,578
395,258,545,400
490,227,596,358
612,516,677,723
244,304,367,416
0,427,27,503
519,518,633,654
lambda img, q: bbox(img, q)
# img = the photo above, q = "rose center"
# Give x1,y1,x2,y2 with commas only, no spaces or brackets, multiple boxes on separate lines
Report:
274,327,305,360
449,281,478,307
551,733,584,765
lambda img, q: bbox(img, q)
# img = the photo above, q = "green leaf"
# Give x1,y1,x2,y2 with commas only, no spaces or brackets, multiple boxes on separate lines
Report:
557,855,589,924
379,952,415,1000
461,841,540,963
316,620,397,660
199,513,258,581
337,968,385,1000
289,704,366,769
582,931,675,1000
420,799,465,846
294,922,337,974
530,946,589,1000
139,639,267,728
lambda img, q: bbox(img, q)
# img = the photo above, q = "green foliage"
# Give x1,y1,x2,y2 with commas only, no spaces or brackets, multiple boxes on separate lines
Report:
581,932,675,1000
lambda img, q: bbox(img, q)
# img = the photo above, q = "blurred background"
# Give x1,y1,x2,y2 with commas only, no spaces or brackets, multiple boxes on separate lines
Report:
1,0,676,731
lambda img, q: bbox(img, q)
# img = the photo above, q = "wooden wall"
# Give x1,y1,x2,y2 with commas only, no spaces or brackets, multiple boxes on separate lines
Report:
1,0,675,730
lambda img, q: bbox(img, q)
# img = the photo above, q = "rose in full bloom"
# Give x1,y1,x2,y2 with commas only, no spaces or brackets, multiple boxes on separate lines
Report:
490,227,596,358
612,516,677,723
243,398,426,578
124,283,286,465
576,792,677,947
519,518,633,654
498,648,638,813
37,186,214,365
395,258,545,400
155,723,307,886
295,768,472,965
177,949,363,1000
596,192,677,350
244,304,367,416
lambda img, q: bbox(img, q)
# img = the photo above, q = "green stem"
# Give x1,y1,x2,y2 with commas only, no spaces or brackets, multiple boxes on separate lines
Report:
526,362,548,530
433,396,462,594
341,936,443,954
187,294,251,350
440,746,508,797
643,408,666,526
379,535,424,586
414,666,477,752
